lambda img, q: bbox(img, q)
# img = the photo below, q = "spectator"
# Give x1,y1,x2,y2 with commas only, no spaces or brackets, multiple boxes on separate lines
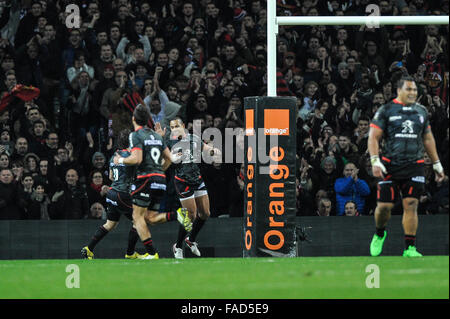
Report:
0,152,10,169
26,181,51,220
10,136,28,162
317,197,332,216
0,0,448,219
86,169,108,208
335,162,371,216
49,168,89,219
23,152,39,176
0,168,26,219
344,200,360,216
88,202,106,220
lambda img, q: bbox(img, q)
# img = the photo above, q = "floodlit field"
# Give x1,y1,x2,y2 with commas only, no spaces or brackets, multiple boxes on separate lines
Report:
0,257,448,299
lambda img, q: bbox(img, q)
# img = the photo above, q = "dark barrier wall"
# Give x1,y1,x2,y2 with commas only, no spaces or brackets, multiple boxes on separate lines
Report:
0,216,448,259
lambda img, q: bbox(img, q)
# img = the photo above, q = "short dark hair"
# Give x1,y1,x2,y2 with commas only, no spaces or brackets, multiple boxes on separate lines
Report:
133,104,150,126
116,129,131,150
345,200,357,208
358,116,371,123
397,76,415,89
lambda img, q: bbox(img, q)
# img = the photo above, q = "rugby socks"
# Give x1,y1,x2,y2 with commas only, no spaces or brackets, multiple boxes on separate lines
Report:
126,227,140,255
176,225,187,248
189,217,206,242
404,234,416,249
375,227,385,238
142,237,157,255
88,226,109,251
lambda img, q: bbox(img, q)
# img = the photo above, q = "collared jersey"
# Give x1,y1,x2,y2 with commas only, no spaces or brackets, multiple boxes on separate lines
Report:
370,99,430,167
129,126,167,178
166,133,203,184
109,149,135,193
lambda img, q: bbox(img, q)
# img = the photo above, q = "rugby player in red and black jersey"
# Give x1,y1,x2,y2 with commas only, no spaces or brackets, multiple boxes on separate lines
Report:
368,76,445,257
112,105,189,259
157,117,220,259
81,128,191,260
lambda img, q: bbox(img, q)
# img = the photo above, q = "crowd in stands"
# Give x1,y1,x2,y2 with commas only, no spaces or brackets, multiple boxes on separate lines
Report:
0,0,448,220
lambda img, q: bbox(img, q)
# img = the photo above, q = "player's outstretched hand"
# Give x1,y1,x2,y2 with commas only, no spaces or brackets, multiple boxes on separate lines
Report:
154,122,166,137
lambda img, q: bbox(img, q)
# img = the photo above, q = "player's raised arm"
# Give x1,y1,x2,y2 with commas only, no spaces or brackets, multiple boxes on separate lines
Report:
161,147,173,171
114,148,142,165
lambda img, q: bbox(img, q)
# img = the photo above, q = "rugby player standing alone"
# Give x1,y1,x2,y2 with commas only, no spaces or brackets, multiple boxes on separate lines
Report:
368,76,445,257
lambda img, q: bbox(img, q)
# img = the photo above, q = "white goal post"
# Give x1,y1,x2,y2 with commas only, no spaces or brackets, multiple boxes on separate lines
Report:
267,0,450,96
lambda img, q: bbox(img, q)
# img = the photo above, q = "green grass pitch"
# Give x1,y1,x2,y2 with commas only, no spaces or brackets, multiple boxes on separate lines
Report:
0,256,448,299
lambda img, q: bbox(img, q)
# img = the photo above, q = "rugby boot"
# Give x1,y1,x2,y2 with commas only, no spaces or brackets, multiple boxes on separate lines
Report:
370,231,387,256
81,246,94,259
403,246,423,257
185,237,201,257
173,244,184,259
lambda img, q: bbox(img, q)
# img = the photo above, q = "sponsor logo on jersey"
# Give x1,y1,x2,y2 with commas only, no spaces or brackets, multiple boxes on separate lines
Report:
389,116,402,121
106,198,118,206
411,176,425,183
140,193,150,198
144,139,162,145
396,120,417,137
150,182,166,190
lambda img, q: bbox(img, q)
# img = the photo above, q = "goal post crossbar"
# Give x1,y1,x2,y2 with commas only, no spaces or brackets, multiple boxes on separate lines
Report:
267,0,449,96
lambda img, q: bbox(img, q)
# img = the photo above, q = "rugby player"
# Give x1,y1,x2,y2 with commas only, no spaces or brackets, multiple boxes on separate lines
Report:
160,117,220,259
368,76,445,257
112,105,188,260
81,128,192,259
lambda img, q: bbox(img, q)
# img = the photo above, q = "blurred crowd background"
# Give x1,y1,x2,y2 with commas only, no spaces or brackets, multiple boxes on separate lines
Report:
0,0,448,220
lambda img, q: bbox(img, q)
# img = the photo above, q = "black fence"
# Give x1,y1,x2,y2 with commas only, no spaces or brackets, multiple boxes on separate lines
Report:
0,215,448,259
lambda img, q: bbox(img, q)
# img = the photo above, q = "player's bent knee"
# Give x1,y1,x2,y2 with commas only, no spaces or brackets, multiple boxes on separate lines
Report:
104,220,118,231
377,203,394,215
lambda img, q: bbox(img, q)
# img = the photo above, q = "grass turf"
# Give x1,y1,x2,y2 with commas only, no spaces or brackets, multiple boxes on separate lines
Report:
0,256,447,299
